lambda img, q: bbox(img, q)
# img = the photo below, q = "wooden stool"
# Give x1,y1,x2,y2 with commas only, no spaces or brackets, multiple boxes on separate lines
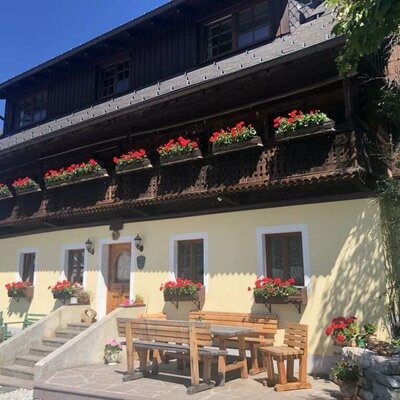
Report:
260,322,312,392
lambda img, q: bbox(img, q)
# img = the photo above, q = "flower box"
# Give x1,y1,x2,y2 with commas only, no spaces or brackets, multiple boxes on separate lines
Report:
254,286,307,306
274,119,336,142
7,286,34,300
45,169,108,190
159,147,203,167
164,286,205,306
12,178,41,196
53,292,72,300
115,158,153,175
212,135,264,155
0,192,13,201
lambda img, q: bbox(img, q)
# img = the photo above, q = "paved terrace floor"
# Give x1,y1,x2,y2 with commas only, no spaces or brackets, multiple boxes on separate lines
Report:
34,362,341,400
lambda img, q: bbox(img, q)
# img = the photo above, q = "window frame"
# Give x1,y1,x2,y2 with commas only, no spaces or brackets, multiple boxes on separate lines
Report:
98,57,131,99
61,244,88,288
169,232,208,290
16,248,38,285
15,90,48,130
256,224,311,288
200,0,274,62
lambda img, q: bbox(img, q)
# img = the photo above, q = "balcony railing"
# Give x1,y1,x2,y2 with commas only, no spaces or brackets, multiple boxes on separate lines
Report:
0,128,370,230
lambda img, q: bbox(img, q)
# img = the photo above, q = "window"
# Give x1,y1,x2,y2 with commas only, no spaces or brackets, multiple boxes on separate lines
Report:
21,253,35,283
177,239,204,284
265,233,305,286
67,249,85,285
17,92,47,129
204,16,233,60
100,60,130,98
202,1,272,61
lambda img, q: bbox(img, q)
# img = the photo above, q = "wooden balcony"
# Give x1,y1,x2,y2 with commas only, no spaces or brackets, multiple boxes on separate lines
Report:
0,128,371,235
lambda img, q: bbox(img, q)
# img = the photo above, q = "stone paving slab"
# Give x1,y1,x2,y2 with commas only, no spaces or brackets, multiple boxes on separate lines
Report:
34,362,341,400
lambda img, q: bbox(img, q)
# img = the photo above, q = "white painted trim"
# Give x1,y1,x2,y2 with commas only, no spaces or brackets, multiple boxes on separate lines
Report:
256,224,311,288
60,243,89,288
16,247,39,286
96,237,136,320
169,232,209,291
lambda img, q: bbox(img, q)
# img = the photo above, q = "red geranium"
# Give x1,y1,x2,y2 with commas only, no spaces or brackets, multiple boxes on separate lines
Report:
160,278,203,296
48,280,81,298
12,177,38,192
158,137,198,158
274,109,329,135
5,281,32,297
209,121,257,146
325,316,359,343
0,183,11,196
114,149,148,167
249,277,298,299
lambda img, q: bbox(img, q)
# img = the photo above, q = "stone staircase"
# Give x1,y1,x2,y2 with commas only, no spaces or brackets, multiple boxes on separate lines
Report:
0,322,91,389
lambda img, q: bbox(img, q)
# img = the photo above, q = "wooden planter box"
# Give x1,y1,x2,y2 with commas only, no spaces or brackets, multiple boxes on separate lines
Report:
0,192,13,201
53,292,72,300
7,286,34,301
274,119,336,142
164,286,205,309
159,148,203,167
254,287,307,313
212,136,264,155
15,184,41,196
115,159,153,175
46,169,109,190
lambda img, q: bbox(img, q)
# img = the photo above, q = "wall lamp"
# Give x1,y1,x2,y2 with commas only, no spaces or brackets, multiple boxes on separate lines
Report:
134,234,144,252
85,238,95,255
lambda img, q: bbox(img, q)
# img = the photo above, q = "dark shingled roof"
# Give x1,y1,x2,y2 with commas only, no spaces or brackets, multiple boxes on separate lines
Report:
0,10,341,156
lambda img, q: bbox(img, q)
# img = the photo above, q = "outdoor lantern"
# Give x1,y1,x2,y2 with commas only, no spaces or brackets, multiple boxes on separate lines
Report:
134,234,143,252
85,238,95,255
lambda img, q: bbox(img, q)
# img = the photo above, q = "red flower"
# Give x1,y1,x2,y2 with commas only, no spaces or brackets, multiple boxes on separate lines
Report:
336,334,345,342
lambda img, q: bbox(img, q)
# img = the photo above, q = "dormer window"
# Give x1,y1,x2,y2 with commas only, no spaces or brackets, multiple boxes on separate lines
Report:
100,59,130,98
202,0,272,61
17,92,47,129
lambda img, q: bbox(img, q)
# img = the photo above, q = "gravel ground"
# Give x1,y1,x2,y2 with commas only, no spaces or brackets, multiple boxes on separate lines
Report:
0,389,32,400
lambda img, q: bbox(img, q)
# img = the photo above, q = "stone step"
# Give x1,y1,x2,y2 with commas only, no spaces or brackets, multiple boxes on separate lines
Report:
55,329,82,339
29,344,56,357
1,364,34,381
0,375,33,390
67,322,92,331
15,354,43,368
42,337,69,348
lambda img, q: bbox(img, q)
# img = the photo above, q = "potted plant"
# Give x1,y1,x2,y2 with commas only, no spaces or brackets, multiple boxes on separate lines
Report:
363,323,377,346
325,316,359,346
249,277,307,311
5,281,33,301
48,280,82,300
161,278,205,308
78,290,91,305
274,109,335,141
114,149,152,174
209,121,263,155
12,177,41,195
44,159,108,189
331,357,361,400
104,340,123,365
133,294,145,306
158,137,202,166
0,184,12,200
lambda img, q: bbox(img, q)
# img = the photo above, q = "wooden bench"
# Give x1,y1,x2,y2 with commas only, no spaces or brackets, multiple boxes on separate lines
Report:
189,311,278,375
117,318,227,395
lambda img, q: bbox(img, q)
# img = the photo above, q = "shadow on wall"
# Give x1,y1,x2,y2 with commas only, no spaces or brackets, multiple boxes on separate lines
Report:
307,200,387,356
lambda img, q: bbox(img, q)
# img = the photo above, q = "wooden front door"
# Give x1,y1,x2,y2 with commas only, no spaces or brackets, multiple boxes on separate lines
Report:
107,243,131,314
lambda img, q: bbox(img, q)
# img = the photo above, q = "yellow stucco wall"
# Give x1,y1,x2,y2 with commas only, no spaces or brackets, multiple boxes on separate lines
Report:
0,198,387,358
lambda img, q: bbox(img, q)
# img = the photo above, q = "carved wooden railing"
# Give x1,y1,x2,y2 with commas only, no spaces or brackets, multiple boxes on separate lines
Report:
0,128,369,228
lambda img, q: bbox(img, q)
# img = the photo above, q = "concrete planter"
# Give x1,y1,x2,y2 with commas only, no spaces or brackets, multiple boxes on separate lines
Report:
115,158,153,175
159,148,203,166
274,119,336,142
45,169,109,190
212,136,263,155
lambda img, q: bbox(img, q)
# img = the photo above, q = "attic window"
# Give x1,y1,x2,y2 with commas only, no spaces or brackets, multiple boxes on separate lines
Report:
202,0,272,61
100,59,130,98
17,92,47,129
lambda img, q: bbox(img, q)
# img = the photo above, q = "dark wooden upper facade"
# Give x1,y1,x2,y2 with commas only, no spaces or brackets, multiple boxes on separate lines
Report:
0,0,386,237
1,0,295,136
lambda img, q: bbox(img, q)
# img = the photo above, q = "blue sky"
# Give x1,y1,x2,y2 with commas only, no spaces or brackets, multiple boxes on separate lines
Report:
0,0,169,128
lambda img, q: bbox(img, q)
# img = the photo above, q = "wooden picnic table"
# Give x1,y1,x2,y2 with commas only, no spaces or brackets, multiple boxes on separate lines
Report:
210,325,255,386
